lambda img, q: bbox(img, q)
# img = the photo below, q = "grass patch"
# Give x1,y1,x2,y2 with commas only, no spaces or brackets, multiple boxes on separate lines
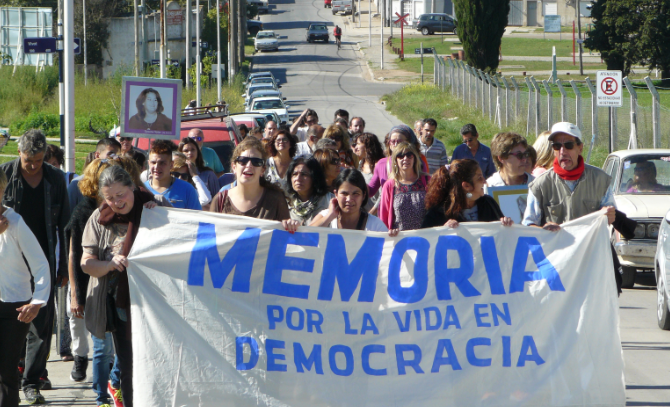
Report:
390,37,584,58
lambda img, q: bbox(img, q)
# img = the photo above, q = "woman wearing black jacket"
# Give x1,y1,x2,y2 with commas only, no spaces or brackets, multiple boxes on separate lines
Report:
421,159,513,228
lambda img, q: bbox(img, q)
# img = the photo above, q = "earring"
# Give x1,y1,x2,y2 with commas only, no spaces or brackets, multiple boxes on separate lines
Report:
466,192,473,199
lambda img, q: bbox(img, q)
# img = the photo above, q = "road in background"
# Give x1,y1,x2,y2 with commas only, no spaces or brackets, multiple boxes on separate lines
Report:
253,0,403,136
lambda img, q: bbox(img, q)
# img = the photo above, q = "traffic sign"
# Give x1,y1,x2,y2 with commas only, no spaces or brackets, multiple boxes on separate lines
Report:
394,12,409,25
24,37,57,54
415,48,433,54
74,38,81,55
596,70,622,107
192,41,209,48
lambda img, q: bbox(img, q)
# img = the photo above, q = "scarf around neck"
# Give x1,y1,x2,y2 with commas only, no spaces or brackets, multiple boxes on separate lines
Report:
553,155,585,181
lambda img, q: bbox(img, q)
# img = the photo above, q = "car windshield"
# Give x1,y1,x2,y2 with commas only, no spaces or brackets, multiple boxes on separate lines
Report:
252,78,273,84
249,84,273,93
253,100,283,110
257,32,274,39
311,25,327,30
619,155,670,194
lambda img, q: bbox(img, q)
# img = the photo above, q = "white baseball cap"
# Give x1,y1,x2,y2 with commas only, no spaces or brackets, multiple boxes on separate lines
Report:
549,122,582,142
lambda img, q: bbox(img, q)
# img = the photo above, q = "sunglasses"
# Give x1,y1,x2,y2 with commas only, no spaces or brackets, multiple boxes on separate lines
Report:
389,139,403,145
331,157,341,166
235,156,265,167
305,119,317,125
171,171,190,180
190,136,204,142
330,135,343,142
507,151,531,160
396,152,414,160
463,138,476,143
275,138,290,144
118,137,132,142
551,141,576,151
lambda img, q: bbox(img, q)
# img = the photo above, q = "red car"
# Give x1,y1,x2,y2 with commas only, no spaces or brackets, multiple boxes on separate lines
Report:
324,0,331,8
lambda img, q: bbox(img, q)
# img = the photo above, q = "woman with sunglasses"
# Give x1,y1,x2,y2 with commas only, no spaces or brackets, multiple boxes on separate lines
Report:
178,137,220,197
172,152,212,210
210,138,291,222
368,124,429,199
265,130,297,191
378,142,430,232
422,159,513,228
487,132,535,187
325,124,358,169
312,148,342,190
310,169,397,236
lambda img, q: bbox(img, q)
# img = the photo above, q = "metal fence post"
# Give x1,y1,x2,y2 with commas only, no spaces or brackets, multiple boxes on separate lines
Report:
502,77,511,128
530,76,541,136
433,51,437,86
542,80,553,130
447,59,455,94
478,70,487,116
486,73,494,121
623,77,638,149
493,75,502,127
441,58,446,92
511,77,520,122
556,79,568,122
459,61,466,104
585,77,598,163
525,76,534,137
569,80,582,131
473,67,479,109
644,76,661,148
465,65,471,106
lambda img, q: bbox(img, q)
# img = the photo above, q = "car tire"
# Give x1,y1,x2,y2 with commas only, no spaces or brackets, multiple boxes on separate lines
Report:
453,27,457,36
421,27,430,36
658,273,670,330
621,266,636,289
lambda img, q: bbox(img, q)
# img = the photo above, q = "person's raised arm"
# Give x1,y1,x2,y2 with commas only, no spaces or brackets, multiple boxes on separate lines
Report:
308,198,339,227
290,109,310,135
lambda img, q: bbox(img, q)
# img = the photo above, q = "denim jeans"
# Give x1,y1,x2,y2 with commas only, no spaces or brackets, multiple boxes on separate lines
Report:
91,333,116,405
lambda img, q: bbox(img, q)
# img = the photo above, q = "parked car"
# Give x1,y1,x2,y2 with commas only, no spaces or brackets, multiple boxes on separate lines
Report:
254,30,279,52
247,20,263,36
248,0,269,14
245,71,275,84
243,83,281,103
332,0,352,15
247,97,290,124
247,76,280,88
655,210,670,330
603,149,670,287
413,13,457,35
324,0,332,7
246,89,286,109
306,23,329,43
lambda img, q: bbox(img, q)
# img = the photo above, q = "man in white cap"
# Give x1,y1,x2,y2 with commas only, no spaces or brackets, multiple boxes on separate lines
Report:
522,122,615,231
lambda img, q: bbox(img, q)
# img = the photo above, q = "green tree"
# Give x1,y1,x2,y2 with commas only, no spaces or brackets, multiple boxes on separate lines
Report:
200,7,229,61
639,1,670,83
584,0,644,77
453,0,509,73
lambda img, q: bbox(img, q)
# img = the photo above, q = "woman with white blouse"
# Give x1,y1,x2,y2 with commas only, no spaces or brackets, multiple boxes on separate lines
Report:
0,171,51,407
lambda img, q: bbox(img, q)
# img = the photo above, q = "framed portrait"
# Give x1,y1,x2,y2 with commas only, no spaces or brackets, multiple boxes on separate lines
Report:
120,77,182,140
485,185,529,224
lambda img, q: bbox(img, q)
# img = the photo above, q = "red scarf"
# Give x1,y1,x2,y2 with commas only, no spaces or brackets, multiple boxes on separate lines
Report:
553,155,585,181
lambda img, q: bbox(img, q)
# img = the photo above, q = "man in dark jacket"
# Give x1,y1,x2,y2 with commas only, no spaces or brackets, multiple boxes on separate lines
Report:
1,129,70,405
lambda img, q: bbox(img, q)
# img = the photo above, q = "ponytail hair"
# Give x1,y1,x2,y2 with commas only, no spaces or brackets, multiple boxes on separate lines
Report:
424,159,480,218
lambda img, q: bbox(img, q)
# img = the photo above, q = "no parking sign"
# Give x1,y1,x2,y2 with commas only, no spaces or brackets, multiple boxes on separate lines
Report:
596,71,622,107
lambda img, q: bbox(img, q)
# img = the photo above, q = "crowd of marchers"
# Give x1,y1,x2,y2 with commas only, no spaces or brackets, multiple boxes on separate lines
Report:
0,106,634,407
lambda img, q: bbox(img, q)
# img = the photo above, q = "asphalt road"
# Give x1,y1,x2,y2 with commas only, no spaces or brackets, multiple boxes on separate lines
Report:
253,0,403,136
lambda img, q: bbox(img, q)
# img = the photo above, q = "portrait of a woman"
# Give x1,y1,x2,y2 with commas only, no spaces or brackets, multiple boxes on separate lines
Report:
128,88,173,131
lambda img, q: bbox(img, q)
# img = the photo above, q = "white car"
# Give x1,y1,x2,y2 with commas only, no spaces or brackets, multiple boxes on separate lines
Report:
254,30,279,52
242,83,281,104
654,210,670,329
603,149,670,287
246,97,290,124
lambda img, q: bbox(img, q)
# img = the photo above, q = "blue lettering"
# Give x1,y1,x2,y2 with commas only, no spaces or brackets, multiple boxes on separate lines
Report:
424,307,442,331
343,312,358,334
235,336,259,370
434,236,481,300
266,339,287,372
361,313,379,335
306,310,324,333
466,337,492,367
395,344,424,375
329,345,354,376
293,343,323,374
491,303,512,326
262,231,319,299
502,336,511,367
187,224,260,291
431,339,462,372
443,305,461,329
480,236,507,295
517,336,545,367
393,311,411,332
388,237,429,303
286,307,304,331
317,235,385,302
413,309,422,331
267,305,283,330
509,237,565,293
474,304,491,327
362,345,387,376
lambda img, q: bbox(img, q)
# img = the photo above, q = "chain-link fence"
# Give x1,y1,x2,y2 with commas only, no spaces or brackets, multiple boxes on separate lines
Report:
433,53,670,164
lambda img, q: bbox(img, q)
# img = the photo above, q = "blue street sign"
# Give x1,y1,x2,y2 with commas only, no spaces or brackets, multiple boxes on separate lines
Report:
24,37,57,54
74,38,81,55
191,41,209,48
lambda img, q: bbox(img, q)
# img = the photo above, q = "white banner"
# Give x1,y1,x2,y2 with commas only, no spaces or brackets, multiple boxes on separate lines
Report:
128,208,625,407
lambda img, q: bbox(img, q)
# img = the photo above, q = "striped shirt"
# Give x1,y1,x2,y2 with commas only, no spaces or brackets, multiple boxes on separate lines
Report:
420,138,449,174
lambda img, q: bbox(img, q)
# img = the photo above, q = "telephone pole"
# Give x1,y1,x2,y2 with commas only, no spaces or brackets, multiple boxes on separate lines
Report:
134,0,140,76
186,0,191,88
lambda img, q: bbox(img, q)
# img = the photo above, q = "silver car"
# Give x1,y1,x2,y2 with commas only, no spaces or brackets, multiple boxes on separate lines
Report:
654,210,670,330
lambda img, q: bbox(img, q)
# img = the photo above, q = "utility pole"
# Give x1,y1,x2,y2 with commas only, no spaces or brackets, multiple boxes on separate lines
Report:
216,0,221,101
159,0,165,78
228,0,233,81
186,0,191,88
82,0,87,85
141,0,147,73
230,0,237,78
196,0,201,106
238,0,244,65
134,0,140,76
576,3,583,75
64,0,75,173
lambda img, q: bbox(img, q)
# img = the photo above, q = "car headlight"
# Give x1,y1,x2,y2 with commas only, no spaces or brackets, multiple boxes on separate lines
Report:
647,223,660,239
634,223,646,239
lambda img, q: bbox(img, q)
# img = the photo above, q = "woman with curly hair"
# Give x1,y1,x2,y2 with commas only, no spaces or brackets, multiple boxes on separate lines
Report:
264,129,297,191
178,137,219,196
421,159,512,228
325,124,358,169
487,132,535,187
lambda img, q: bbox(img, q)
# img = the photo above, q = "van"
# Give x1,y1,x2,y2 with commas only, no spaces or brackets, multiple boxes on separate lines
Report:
332,0,352,15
